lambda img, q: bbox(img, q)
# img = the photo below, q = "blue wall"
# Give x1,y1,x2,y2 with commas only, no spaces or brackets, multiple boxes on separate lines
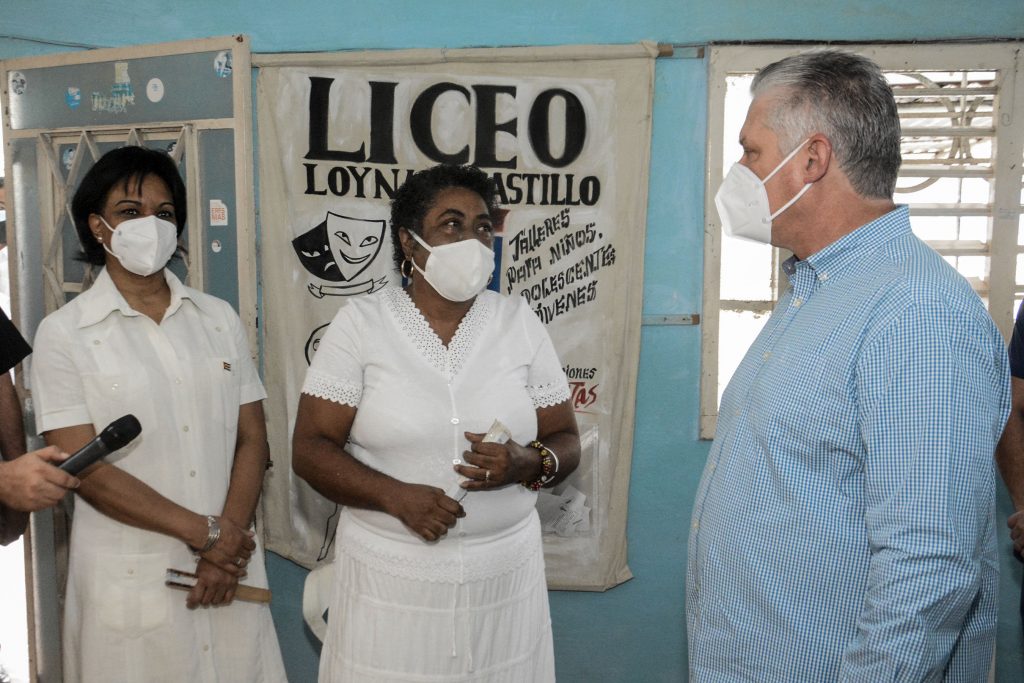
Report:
3,2,1023,681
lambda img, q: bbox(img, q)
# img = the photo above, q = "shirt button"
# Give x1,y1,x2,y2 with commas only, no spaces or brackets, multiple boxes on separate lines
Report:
691,520,699,531
111,383,119,390
182,425,190,432
92,339,101,345
190,470,197,477
175,377,182,384
215,326,222,332
450,417,460,425
203,645,210,652
126,568,134,575
762,352,771,360
793,298,803,307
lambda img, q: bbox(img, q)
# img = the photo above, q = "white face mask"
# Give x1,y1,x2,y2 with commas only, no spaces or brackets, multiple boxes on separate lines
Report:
409,230,494,302
714,138,812,245
99,214,179,276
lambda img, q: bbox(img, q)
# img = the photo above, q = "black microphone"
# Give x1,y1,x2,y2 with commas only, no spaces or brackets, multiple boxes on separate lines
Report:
59,414,142,475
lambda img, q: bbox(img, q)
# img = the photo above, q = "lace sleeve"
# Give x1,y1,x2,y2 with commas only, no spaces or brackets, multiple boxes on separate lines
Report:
301,370,362,407
527,378,570,409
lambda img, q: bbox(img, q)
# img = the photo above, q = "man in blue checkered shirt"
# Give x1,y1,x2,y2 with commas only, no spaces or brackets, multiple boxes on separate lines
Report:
688,49,1011,681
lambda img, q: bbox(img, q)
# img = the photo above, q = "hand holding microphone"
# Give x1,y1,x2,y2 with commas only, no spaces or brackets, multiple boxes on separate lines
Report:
0,446,79,512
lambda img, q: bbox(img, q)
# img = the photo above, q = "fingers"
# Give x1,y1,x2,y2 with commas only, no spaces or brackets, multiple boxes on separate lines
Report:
186,583,204,609
456,447,511,490
1008,514,1024,557
35,445,70,464
394,484,468,542
187,561,239,608
41,463,80,492
435,493,465,518
416,523,449,542
0,455,79,511
201,550,247,576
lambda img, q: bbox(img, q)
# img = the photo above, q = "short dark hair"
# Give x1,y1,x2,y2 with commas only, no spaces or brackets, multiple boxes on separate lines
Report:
389,165,498,271
752,49,901,200
71,146,187,266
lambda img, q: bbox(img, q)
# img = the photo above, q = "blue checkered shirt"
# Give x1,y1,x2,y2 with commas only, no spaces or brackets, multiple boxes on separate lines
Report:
687,206,1010,681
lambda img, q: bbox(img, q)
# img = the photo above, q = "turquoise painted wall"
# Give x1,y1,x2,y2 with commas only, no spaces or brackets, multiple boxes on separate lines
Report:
3,2,1023,681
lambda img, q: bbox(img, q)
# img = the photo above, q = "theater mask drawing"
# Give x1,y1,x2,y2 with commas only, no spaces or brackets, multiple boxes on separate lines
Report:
291,212,389,297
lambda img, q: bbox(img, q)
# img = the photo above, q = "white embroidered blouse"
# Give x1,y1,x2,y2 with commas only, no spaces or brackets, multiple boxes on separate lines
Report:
302,287,570,542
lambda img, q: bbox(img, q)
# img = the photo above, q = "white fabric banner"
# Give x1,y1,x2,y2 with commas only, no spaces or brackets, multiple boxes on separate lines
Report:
257,44,655,590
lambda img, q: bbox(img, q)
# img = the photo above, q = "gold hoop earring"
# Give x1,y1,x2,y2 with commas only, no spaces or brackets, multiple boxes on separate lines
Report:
401,258,414,279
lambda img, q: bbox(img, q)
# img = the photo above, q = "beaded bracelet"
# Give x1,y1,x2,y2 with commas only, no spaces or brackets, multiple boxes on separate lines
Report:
522,440,559,491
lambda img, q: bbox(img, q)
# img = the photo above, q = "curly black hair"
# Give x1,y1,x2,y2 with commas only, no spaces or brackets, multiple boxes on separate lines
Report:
71,146,187,266
389,165,498,271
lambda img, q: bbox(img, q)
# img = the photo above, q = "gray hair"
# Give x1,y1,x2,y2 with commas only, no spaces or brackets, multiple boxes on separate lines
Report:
751,49,901,199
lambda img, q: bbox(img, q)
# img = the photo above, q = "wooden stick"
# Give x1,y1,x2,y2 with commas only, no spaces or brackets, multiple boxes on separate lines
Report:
165,568,272,604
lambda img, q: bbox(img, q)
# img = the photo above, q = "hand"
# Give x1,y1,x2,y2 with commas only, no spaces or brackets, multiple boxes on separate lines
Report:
387,483,464,542
200,516,255,576
0,447,79,511
456,433,540,492
186,557,240,608
1009,511,1024,560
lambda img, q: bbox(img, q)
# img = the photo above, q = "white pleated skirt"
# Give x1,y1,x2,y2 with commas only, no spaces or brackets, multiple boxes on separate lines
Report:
319,509,555,682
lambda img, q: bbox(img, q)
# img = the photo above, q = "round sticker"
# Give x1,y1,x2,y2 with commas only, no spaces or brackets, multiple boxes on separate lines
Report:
211,240,223,253
146,78,165,103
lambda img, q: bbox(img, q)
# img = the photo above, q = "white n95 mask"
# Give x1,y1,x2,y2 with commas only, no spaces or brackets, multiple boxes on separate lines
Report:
100,214,179,276
714,139,812,245
409,230,494,302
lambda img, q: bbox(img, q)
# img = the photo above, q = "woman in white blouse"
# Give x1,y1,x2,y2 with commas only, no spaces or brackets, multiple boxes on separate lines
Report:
31,146,286,682
293,164,581,682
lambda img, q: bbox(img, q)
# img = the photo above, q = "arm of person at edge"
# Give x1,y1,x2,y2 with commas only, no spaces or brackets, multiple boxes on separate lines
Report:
996,376,1024,560
187,400,269,608
43,420,257,601
838,302,1007,680
0,372,77,544
292,394,466,542
457,400,580,491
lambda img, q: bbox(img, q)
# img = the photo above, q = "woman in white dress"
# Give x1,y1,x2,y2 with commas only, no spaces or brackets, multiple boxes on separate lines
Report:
31,146,286,682
293,164,581,682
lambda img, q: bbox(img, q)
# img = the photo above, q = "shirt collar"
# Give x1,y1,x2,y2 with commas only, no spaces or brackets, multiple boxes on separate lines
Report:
76,267,204,329
782,205,911,281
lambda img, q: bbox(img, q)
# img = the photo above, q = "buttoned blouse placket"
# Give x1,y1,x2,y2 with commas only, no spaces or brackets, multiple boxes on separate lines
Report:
390,289,484,668
442,348,472,665
143,303,219,681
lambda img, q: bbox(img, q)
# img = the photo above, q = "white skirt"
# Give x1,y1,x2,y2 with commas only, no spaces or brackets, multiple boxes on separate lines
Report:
319,510,555,682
